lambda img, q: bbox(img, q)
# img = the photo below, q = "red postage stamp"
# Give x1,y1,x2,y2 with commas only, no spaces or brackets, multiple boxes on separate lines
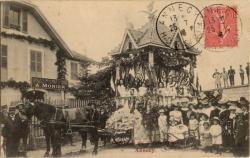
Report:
204,5,238,48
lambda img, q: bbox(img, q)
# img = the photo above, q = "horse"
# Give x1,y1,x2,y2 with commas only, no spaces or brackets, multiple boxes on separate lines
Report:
22,101,100,157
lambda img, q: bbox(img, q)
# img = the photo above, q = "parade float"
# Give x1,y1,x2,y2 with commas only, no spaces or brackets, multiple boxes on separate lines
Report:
108,13,201,110
104,9,202,144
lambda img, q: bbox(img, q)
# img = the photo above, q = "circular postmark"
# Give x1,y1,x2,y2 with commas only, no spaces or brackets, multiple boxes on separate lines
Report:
194,4,242,52
156,2,204,51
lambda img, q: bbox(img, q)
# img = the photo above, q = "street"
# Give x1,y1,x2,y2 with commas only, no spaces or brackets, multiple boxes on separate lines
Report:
27,141,234,158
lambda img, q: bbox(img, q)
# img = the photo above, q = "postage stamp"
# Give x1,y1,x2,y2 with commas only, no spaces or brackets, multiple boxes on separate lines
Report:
204,4,238,48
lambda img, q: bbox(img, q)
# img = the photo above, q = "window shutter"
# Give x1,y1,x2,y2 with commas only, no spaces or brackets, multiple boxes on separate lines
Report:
3,4,10,27
22,11,28,32
0,45,8,68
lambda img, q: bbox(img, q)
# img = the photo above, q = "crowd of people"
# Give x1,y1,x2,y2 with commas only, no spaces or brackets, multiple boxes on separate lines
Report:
154,97,249,157
212,62,250,89
0,96,249,157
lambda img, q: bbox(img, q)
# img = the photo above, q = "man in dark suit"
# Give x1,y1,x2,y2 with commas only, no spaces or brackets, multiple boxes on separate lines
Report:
246,62,250,84
2,106,20,157
234,111,249,157
228,66,235,86
219,103,230,148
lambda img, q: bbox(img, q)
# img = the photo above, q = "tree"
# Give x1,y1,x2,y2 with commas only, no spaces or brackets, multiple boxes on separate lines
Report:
70,57,115,100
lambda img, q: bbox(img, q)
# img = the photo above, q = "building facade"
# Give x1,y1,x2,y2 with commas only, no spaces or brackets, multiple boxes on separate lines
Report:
0,1,90,106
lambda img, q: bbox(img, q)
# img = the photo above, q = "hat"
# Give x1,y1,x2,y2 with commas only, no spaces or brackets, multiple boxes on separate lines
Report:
181,97,189,103
203,121,210,126
218,99,229,104
199,92,207,100
200,113,209,119
0,105,8,111
16,102,24,108
188,103,194,108
236,108,243,114
8,106,16,113
228,105,237,110
239,97,249,107
172,104,178,108
211,117,220,122
159,109,165,113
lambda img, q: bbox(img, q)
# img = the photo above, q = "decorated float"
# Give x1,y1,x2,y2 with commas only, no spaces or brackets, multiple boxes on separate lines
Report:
109,13,201,109
105,12,202,144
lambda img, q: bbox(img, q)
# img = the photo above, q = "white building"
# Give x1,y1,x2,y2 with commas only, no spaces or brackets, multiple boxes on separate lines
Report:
0,1,91,106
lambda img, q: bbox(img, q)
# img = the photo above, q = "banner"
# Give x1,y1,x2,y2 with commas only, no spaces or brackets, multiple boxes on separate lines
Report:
32,77,68,90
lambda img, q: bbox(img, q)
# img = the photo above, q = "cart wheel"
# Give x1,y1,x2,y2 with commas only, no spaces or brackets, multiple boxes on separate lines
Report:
112,130,132,145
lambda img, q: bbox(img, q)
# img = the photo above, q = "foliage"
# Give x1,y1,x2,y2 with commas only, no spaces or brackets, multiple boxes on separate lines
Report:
70,58,116,100
1,32,56,50
55,50,67,82
0,79,30,96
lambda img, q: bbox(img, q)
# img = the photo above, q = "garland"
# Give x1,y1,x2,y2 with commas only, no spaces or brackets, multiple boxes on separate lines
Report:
55,49,67,82
0,80,30,95
1,32,56,50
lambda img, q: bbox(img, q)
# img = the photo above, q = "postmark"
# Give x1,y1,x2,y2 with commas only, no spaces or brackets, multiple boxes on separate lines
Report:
156,2,204,50
203,4,238,48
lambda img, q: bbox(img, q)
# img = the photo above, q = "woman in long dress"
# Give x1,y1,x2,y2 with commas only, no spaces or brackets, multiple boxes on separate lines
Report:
133,109,150,145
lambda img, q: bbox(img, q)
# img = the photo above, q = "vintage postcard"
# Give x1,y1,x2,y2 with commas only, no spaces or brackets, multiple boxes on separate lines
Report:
0,0,249,157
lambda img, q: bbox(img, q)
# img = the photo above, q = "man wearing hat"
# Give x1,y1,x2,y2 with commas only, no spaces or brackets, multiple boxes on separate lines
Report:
218,101,230,148
15,102,29,156
238,97,249,122
158,109,168,143
233,109,249,156
225,103,238,149
2,106,20,157
210,102,221,120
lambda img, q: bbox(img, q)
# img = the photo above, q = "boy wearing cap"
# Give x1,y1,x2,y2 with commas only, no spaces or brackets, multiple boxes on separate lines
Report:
209,117,222,154
158,109,168,143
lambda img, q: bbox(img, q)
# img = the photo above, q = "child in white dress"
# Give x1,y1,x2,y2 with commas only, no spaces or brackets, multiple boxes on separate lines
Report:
200,121,212,152
209,117,222,154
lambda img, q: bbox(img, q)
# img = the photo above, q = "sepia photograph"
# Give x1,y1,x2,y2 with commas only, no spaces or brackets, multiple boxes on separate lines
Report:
0,0,249,157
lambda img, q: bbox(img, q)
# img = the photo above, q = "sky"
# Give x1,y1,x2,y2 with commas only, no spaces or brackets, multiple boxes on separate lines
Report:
33,0,250,90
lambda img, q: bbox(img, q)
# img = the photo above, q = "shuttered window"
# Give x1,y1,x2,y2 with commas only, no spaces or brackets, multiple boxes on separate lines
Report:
0,45,8,68
70,62,78,80
30,50,42,78
3,4,10,27
22,11,28,33
0,45,8,81
9,6,21,30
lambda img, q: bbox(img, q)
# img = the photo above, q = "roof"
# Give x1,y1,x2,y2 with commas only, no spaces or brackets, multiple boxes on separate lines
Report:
110,17,201,55
71,51,95,63
3,0,73,58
